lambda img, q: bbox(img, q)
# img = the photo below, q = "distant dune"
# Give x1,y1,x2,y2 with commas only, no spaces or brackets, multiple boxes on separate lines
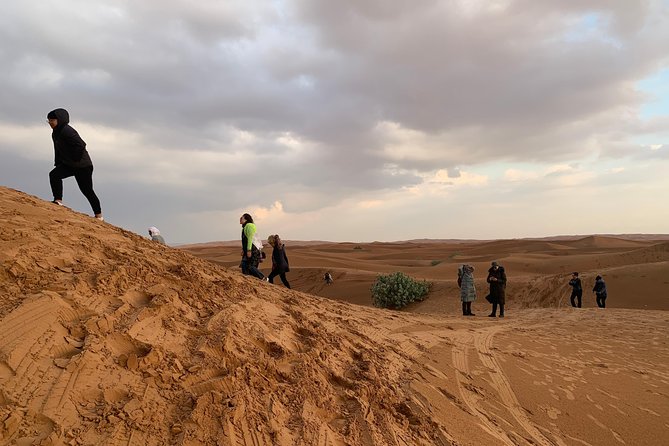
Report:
1,186,668,446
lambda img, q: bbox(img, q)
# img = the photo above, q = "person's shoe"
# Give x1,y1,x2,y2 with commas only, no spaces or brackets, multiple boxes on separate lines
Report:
265,277,269,282
468,313,476,316
95,216,104,221
51,200,63,206
488,313,496,317
499,314,505,318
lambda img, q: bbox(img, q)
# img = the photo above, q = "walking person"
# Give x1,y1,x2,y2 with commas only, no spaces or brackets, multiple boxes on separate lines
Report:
457,264,476,316
593,275,607,308
568,272,582,308
47,108,103,220
240,213,264,280
487,261,507,317
148,227,166,245
266,234,291,288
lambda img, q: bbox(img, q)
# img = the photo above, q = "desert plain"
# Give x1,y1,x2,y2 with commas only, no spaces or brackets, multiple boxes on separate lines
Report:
1,186,668,445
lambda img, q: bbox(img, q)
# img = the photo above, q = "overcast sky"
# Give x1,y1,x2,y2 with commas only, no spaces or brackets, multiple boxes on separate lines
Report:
1,0,668,244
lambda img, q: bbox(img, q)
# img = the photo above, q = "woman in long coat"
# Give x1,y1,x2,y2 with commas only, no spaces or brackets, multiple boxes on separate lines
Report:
267,234,291,288
487,261,506,317
457,264,476,316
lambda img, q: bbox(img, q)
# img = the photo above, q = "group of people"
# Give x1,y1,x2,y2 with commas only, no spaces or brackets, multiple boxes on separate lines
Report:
47,108,612,310
458,261,507,317
240,213,291,289
458,262,609,317
568,272,608,308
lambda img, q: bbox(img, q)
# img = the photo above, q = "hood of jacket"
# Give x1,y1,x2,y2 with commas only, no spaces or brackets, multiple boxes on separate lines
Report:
48,108,70,132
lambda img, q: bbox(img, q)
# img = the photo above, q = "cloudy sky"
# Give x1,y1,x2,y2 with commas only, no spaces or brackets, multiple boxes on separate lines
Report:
1,0,668,244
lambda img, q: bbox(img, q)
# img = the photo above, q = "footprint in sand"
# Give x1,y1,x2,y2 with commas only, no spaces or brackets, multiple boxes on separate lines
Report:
539,404,561,420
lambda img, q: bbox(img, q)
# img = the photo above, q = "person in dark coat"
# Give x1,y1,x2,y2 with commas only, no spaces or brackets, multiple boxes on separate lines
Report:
487,261,506,317
592,275,607,308
568,272,583,308
47,108,103,220
266,234,290,288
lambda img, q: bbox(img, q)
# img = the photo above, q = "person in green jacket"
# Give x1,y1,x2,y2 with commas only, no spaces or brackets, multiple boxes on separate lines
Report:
240,213,264,279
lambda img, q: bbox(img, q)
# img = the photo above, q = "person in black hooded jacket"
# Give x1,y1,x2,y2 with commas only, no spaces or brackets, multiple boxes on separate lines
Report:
487,261,507,317
47,108,103,220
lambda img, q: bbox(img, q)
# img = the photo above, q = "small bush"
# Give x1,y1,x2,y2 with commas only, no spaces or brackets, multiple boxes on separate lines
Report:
430,260,442,266
353,245,363,250
371,272,432,309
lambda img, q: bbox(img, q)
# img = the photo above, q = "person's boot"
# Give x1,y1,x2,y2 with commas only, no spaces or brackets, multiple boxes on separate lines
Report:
462,302,468,316
467,302,475,316
499,304,505,318
488,302,497,317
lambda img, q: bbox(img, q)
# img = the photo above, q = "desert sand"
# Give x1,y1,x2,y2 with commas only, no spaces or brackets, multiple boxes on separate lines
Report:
1,186,668,445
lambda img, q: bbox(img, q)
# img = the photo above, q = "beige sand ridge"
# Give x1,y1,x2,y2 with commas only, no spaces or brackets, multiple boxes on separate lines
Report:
1,186,668,446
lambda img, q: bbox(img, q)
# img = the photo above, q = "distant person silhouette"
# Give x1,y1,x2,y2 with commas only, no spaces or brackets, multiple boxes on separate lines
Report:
487,261,506,317
568,272,582,307
240,213,264,279
266,234,290,288
47,108,103,220
148,227,166,244
324,272,334,285
457,264,477,316
593,275,607,308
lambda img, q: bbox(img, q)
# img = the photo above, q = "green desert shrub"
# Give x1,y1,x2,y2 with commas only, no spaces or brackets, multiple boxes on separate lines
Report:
371,272,431,309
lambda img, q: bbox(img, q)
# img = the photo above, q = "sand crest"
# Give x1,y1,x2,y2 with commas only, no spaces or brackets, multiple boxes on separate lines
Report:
1,187,668,445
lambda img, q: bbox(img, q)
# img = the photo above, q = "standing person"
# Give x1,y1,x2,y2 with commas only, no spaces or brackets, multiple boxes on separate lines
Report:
240,213,264,280
487,261,507,318
568,272,583,308
457,264,477,316
593,275,607,308
148,227,166,245
324,272,334,285
47,108,103,220
266,234,291,288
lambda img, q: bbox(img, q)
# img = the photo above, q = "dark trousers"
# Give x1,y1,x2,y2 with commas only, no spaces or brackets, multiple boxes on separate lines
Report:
490,302,504,316
241,249,264,279
461,301,474,315
268,271,290,288
49,165,101,214
596,295,607,308
570,290,582,308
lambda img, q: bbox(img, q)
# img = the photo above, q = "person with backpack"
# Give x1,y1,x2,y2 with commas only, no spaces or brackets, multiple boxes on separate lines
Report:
593,275,607,308
47,108,103,220
568,272,582,308
266,234,291,288
487,261,507,317
240,213,264,279
458,264,477,316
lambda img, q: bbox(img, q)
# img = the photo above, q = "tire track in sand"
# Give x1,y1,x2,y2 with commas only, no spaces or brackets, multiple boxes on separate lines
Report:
452,332,516,445
472,324,567,446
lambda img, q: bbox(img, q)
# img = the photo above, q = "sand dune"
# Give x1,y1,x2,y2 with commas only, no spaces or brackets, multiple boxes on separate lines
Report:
1,186,668,445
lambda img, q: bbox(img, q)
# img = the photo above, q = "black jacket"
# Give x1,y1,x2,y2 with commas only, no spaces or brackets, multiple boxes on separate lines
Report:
272,244,290,273
487,266,507,304
50,108,93,169
569,278,582,292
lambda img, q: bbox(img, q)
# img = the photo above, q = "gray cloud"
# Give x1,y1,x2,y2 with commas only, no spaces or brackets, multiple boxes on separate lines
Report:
1,0,668,242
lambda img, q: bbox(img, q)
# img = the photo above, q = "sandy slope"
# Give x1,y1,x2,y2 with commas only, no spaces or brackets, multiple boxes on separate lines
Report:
1,187,668,446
